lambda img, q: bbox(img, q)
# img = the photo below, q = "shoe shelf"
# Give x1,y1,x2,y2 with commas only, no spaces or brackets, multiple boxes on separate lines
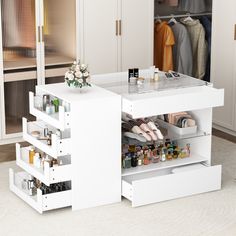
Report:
29,92,70,131
9,168,72,214
23,118,71,158
122,153,208,177
16,143,72,186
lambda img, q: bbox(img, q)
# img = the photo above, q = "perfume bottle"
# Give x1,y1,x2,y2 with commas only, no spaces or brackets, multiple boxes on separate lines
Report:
131,154,138,167
123,154,131,169
138,151,144,166
29,147,35,164
143,150,150,165
166,151,173,161
161,149,166,162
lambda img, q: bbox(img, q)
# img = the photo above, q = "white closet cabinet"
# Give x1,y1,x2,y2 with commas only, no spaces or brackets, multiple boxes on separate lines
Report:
81,0,153,75
211,0,236,134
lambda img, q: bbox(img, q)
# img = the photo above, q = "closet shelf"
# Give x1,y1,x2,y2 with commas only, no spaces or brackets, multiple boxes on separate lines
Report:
122,153,208,177
155,12,212,20
3,54,74,71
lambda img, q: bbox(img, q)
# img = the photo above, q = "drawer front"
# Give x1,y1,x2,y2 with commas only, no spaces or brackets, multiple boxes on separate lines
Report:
123,165,221,207
123,86,224,118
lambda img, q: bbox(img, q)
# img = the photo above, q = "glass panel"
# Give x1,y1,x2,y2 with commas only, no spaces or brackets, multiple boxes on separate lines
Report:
1,0,36,70
1,0,37,134
4,79,36,134
44,0,76,67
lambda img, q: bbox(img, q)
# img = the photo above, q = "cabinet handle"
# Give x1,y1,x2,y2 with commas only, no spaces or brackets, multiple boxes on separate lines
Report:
116,20,118,36
38,26,41,42
119,20,122,36
41,26,44,42
234,24,236,40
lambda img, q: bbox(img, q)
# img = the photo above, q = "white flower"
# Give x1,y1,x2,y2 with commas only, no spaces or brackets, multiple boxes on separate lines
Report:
68,73,75,81
73,61,77,65
78,79,83,83
75,71,83,78
83,72,89,77
65,71,71,78
80,64,87,71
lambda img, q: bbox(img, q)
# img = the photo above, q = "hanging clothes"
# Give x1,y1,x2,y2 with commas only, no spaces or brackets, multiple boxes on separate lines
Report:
158,0,178,7
180,19,207,79
154,21,175,72
170,22,193,76
200,16,212,82
17,0,36,49
178,0,206,13
1,0,21,48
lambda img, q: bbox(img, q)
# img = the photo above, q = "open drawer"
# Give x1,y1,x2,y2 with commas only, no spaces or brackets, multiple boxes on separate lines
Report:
23,118,71,158
9,168,72,214
29,92,70,131
122,86,224,118
122,164,222,207
16,143,71,186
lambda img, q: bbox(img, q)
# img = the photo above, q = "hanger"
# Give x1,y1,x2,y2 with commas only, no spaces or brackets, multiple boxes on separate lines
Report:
168,14,177,24
183,13,194,22
155,15,162,23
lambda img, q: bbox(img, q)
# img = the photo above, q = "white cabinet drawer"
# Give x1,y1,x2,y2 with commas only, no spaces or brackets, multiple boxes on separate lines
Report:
29,92,70,131
16,143,72,186
122,164,221,207
122,86,224,118
9,168,72,214
23,118,71,158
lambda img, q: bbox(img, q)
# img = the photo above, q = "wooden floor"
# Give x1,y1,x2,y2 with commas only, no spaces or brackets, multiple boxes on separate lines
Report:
0,129,235,163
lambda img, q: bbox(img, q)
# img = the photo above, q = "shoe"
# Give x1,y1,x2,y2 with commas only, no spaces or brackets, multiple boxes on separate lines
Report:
136,119,157,141
144,118,164,140
123,132,146,142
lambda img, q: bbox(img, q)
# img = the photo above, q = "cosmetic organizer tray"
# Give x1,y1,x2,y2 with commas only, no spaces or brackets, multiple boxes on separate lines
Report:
29,91,70,131
157,118,197,136
9,168,72,214
23,118,71,158
16,143,72,186
122,163,221,207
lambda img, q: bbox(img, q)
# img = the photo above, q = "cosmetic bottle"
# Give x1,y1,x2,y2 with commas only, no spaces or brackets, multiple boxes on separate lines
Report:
43,94,50,111
46,104,51,114
143,150,150,165
123,154,131,168
33,153,41,168
29,148,35,164
131,154,138,167
161,149,166,162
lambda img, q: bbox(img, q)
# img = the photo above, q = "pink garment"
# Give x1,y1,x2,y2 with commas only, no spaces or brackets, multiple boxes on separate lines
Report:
17,0,36,48
159,0,178,7
166,0,178,6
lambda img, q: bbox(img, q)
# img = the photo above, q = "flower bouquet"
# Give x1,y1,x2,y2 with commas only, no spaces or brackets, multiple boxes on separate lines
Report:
65,61,91,88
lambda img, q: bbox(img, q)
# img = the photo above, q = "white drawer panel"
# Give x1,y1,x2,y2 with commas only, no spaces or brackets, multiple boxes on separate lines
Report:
9,168,72,214
122,86,224,118
23,118,71,158
29,92,70,131
122,164,221,207
16,143,71,186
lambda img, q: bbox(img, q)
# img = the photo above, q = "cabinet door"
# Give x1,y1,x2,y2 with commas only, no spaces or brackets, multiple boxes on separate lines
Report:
82,0,119,74
211,0,236,130
119,0,153,71
0,0,38,136
41,0,76,85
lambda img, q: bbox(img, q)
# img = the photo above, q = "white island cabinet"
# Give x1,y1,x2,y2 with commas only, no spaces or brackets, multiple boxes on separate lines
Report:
10,69,224,212
9,84,121,213
92,70,224,207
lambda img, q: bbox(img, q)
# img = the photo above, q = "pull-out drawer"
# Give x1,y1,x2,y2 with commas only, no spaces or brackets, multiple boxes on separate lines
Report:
23,118,71,158
122,86,224,118
9,168,72,214
122,164,221,207
29,92,70,131
16,143,71,186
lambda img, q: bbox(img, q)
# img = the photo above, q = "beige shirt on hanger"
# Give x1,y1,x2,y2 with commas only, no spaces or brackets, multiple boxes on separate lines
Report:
180,18,207,80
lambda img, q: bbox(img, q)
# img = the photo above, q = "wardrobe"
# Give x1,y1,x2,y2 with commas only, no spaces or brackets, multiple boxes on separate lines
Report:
0,0,76,144
211,0,236,135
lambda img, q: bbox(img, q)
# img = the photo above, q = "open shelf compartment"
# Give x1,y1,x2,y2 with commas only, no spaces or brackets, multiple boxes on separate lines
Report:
9,168,72,214
22,117,71,158
29,91,70,131
16,143,72,186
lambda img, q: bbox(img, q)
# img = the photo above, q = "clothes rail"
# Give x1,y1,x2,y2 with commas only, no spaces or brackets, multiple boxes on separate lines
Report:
154,12,212,20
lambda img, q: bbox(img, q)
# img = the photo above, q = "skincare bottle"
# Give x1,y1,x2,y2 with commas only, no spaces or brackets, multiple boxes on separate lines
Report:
29,148,35,164
161,149,166,162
